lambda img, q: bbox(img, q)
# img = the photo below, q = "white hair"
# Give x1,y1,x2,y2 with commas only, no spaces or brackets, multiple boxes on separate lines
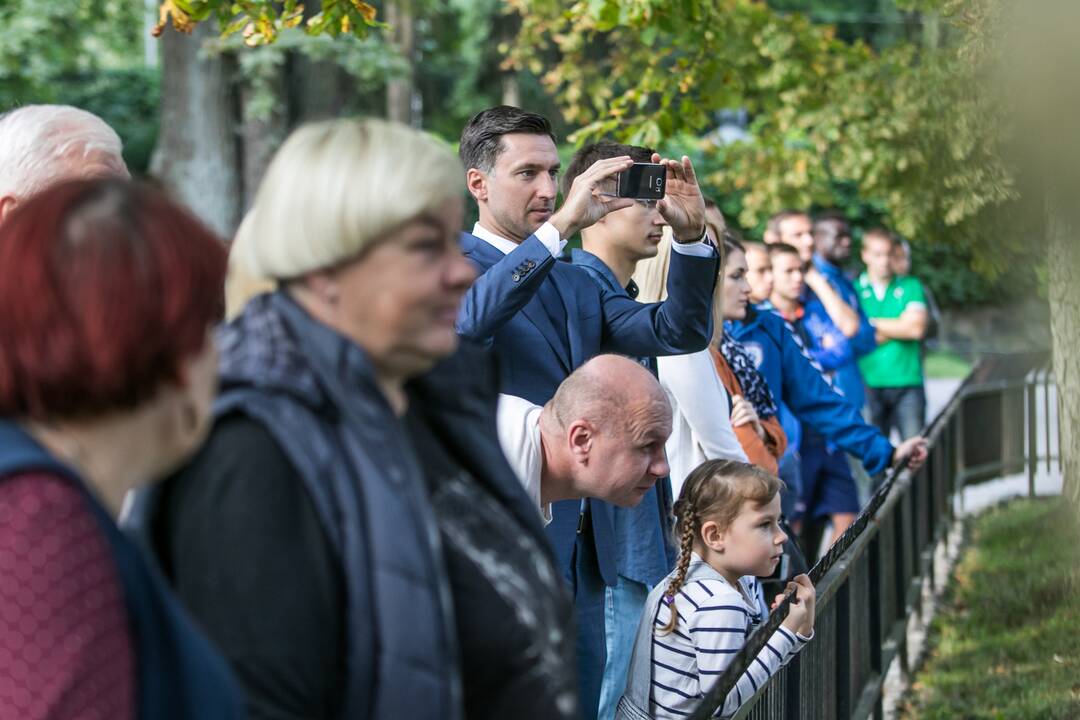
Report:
0,105,127,199
233,117,464,281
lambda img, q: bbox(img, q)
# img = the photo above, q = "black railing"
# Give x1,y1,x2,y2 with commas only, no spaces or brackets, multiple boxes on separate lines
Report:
687,352,1060,720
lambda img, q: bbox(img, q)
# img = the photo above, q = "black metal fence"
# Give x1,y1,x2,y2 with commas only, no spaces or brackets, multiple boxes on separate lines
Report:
687,352,1060,720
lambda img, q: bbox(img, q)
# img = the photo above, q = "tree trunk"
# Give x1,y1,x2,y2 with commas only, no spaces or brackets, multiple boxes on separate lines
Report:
150,23,241,238
238,73,288,213
501,74,520,107
292,54,351,123
292,0,354,122
1047,196,1080,515
385,0,415,125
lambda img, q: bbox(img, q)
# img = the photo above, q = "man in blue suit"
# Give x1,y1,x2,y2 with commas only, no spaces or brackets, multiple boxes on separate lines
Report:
455,106,719,719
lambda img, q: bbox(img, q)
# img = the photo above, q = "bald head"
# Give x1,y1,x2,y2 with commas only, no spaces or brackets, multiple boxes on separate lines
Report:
548,354,669,434
540,354,672,507
0,105,129,224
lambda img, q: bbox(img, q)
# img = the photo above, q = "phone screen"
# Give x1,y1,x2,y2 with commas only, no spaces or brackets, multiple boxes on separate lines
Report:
617,163,666,200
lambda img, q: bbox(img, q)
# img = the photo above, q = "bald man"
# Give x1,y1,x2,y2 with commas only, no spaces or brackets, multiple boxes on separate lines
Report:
0,104,129,224
497,354,673,524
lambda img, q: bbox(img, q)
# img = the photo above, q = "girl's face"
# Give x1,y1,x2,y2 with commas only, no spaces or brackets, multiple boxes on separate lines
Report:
706,493,787,583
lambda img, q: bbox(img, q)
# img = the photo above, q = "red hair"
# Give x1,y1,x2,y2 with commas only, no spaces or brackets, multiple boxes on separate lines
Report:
0,179,227,418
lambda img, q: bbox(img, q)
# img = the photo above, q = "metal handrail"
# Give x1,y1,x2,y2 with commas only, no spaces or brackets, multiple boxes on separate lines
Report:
685,353,1058,720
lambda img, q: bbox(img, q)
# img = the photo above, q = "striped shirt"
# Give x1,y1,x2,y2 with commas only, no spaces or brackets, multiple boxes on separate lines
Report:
649,560,810,718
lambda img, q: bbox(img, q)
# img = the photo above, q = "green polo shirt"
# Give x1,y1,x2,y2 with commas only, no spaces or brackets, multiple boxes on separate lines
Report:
855,273,926,388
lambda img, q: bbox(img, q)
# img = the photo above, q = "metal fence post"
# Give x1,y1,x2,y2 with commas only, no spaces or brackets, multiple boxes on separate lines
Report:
1044,369,1053,475
1028,376,1038,497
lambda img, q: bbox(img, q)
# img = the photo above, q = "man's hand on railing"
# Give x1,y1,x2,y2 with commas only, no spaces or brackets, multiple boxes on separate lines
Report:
892,436,929,471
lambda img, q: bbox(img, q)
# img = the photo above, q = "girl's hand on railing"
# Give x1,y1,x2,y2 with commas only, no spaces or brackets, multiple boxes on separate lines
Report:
778,574,816,637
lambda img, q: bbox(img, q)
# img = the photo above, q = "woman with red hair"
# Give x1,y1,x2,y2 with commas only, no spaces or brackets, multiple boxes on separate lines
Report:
0,179,242,720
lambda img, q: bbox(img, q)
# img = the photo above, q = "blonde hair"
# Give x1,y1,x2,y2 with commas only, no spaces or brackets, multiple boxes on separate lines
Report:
632,226,673,304
224,213,277,319
661,459,781,633
633,226,727,345
230,117,463,297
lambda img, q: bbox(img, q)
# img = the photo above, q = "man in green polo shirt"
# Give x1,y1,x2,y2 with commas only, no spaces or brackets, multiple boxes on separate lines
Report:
855,228,929,440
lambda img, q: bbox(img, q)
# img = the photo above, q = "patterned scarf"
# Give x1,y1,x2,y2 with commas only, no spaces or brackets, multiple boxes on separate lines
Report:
718,336,779,419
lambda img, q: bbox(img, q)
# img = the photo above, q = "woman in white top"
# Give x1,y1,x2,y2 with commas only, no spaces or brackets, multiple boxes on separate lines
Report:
634,226,747,498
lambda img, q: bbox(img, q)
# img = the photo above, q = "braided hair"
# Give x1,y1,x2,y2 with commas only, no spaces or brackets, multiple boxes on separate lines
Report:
660,459,782,634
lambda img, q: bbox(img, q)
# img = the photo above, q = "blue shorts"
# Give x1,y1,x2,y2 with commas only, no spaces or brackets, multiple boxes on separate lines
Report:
799,439,860,520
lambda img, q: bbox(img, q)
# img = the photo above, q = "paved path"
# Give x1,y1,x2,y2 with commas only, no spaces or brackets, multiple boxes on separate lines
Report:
925,377,961,424
919,377,1062,512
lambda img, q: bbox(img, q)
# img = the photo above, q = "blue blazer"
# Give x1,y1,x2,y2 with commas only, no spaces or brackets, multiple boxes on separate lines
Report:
457,231,718,585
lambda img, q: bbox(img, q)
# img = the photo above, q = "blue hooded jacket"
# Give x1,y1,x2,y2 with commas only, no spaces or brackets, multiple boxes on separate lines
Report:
806,254,877,410
725,305,894,475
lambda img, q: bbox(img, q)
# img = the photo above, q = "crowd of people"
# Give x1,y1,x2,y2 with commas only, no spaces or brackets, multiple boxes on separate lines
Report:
0,103,931,720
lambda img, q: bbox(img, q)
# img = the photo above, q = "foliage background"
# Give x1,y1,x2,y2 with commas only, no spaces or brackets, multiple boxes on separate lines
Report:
0,0,1041,308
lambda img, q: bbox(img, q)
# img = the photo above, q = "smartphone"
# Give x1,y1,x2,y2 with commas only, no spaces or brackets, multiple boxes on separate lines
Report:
616,163,666,200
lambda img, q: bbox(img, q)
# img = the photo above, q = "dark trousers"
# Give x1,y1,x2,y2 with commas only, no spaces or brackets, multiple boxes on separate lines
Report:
866,384,926,440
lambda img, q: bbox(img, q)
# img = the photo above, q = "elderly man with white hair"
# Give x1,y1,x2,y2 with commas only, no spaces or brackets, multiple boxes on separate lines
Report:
0,104,128,223
498,354,674,524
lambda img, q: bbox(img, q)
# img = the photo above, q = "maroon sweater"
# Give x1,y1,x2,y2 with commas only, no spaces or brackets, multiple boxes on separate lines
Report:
0,472,135,720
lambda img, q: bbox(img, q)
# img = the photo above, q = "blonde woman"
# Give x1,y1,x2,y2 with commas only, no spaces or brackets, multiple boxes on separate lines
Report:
145,119,576,720
634,227,748,497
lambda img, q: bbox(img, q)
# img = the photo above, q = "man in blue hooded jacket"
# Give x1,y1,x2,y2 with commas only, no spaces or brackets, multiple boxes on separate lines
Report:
724,292,927,534
764,210,877,408
765,242,876,550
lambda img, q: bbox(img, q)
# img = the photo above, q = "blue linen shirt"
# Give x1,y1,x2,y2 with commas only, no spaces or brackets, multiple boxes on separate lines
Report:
570,248,677,586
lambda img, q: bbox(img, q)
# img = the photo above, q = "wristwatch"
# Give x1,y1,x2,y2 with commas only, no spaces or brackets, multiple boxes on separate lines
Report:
676,225,709,244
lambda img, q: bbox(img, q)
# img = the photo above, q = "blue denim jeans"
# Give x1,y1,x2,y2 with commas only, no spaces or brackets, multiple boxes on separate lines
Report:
866,384,926,441
571,528,608,720
596,575,650,720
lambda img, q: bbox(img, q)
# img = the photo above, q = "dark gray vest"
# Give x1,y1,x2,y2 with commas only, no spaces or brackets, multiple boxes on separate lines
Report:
208,293,462,720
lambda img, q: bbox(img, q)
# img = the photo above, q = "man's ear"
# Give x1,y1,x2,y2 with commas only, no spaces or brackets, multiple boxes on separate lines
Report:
701,520,724,553
0,195,18,225
465,168,487,203
567,419,595,463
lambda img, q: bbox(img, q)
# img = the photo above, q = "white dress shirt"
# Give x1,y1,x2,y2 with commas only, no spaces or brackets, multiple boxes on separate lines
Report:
471,221,715,258
496,394,552,525
472,221,565,257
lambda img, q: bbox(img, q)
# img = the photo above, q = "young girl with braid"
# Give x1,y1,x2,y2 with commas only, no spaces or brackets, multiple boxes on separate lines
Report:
615,459,816,720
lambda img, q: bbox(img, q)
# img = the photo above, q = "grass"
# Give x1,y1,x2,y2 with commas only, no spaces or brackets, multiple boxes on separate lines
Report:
900,498,1080,719
925,350,974,380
